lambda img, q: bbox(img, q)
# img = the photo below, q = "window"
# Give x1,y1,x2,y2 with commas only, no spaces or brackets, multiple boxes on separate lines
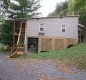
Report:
62,25,66,32
39,23,45,36
39,24,44,32
40,27,44,31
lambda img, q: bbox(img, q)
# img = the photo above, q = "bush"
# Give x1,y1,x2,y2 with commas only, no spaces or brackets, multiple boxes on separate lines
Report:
0,43,7,52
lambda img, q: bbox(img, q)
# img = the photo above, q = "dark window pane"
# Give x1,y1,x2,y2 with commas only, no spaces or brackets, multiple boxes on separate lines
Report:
40,28,44,31
62,25,65,28
62,29,65,32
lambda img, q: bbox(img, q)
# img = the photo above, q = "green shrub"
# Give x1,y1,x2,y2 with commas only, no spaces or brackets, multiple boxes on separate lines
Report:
0,43,7,52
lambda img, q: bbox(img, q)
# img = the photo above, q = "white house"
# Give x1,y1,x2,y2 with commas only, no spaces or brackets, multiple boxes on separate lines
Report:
11,16,79,56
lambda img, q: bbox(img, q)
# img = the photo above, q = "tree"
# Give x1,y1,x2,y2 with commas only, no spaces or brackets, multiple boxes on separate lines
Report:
48,1,68,16
0,20,13,46
8,0,40,19
73,0,86,41
74,0,86,10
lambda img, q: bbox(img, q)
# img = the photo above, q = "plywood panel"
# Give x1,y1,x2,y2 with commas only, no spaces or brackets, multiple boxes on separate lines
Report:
41,38,52,51
55,38,65,50
66,38,77,47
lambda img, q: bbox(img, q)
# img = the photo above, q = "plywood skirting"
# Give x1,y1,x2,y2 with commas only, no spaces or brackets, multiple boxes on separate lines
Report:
40,37,78,52
66,38,77,47
55,38,65,50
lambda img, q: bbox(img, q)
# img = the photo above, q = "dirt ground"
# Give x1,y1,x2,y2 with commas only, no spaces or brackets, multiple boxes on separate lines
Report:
0,53,86,80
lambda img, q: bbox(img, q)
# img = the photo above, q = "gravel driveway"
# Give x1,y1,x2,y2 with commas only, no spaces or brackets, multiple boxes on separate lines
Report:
0,54,86,80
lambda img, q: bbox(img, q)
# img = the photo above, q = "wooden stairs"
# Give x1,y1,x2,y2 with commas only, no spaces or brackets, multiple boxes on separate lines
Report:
10,22,25,58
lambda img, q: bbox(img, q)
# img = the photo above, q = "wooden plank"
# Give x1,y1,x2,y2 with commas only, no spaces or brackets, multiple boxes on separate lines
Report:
52,38,55,50
17,22,22,44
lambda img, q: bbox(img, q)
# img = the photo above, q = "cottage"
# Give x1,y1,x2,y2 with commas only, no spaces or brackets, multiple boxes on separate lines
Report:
11,16,79,56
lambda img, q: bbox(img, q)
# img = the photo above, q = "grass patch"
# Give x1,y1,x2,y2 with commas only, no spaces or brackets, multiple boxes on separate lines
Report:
71,56,86,70
21,43,86,70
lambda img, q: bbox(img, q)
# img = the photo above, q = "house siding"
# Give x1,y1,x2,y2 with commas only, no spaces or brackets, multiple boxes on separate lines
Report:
26,17,78,39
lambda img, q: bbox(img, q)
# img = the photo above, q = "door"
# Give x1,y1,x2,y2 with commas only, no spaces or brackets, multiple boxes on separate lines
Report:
27,38,39,53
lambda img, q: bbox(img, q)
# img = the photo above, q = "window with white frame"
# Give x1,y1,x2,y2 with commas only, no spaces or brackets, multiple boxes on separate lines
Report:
39,23,44,32
62,25,66,32
39,23,45,36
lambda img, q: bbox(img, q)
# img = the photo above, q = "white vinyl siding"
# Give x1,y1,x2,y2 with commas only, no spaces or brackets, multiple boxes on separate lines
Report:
26,17,78,39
